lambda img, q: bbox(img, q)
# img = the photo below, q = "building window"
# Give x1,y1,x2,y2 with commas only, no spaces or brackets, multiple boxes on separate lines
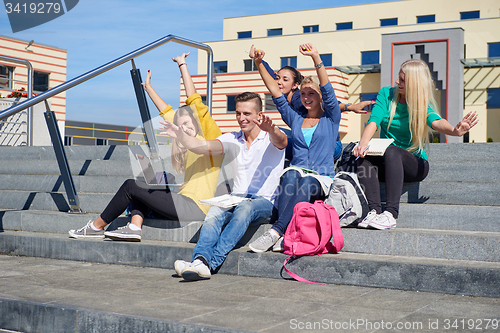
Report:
361,51,380,65
336,22,353,30
238,31,252,39
320,54,332,67
96,138,108,145
214,61,227,73
417,15,435,23
268,28,282,36
461,11,480,20
380,18,398,26
361,93,378,112
201,95,207,105
227,95,237,112
303,25,319,33
264,94,277,112
0,65,13,89
64,136,72,146
488,42,500,58
243,59,257,72
281,56,297,68
487,88,500,108
33,71,49,92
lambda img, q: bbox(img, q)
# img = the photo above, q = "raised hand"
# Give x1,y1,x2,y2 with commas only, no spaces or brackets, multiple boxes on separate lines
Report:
172,52,190,64
350,100,376,114
159,120,182,138
299,43,318,56
141,70,152,90
253,114,276,133
453,111,478,136
249,45,256,59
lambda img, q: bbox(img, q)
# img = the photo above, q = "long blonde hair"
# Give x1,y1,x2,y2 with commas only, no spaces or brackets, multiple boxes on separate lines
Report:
388,59,439,154
171,105,200,174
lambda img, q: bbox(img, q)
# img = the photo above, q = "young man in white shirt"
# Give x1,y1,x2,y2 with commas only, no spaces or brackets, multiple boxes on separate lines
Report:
160,92,287,281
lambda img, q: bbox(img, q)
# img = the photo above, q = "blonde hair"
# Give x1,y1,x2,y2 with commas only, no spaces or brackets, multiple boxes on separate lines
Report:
171,105,200,174
300,75,321,93
388,59,439,154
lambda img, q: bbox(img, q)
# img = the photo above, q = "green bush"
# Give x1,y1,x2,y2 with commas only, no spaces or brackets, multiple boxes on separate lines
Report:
487,137,493,142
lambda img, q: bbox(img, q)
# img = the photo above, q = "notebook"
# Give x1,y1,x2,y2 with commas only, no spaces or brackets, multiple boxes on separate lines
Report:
365,138,395,156
136,154,183,188
200,194,250,208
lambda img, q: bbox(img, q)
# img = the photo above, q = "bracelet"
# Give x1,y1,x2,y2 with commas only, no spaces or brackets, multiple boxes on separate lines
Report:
315,61,324,69
344,103,352,112
178,63,186,68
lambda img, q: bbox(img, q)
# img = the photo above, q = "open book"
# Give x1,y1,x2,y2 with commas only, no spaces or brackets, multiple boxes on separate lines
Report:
280,166,333,194
364,138,394,156
200,194,250,208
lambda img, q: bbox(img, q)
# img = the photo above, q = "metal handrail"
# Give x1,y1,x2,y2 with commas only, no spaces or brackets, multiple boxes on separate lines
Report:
0,55,33,145
0,34,214,122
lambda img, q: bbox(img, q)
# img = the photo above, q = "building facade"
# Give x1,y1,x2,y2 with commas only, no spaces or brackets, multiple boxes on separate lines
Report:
192,0,500,143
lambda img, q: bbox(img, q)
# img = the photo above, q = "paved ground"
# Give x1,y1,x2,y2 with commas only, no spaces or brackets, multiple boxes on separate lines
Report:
1,255,499,333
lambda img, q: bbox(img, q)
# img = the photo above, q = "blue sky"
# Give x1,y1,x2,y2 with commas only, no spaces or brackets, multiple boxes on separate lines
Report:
0,0,393,127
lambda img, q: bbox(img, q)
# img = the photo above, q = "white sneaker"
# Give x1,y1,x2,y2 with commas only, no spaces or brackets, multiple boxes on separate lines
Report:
272,236,285,252
174,260,190,277
358,209,378,228
249,230,280,253
181,259,211,281
368,211,396,230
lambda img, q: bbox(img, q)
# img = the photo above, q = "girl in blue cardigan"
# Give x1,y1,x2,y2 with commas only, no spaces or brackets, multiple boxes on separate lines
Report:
249,43,342,253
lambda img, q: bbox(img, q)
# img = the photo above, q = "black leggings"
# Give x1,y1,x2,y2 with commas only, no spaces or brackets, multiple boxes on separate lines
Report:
356,145,429,218
100,179,205,223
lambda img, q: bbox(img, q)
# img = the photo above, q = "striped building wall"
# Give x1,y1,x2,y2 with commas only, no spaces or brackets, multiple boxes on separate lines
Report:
0,35,67,121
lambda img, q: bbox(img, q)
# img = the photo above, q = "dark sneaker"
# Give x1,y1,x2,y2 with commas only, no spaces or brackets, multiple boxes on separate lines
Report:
249,230,280,253
69,220,105,239
181,259,211,281
104,223,142,241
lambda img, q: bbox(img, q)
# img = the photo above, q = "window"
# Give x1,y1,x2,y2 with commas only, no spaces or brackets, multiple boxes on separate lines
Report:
417,15,435,23
267,28,282,36
361,93,377,112
361,51,380,65
320,54,332,67
96,138,108,145
281,56,297,68
461,11,479,20
238,31,252,39
227,95,237,112
303,25,319,33
380,18,398,26
487,88,500,108
336,22,353,30
243,59,257,72
33,71,49,92
201,95,207,105
0,65,13,89
488,42,500,58
64,136,72,146
264,94,277,112
214,61,227,73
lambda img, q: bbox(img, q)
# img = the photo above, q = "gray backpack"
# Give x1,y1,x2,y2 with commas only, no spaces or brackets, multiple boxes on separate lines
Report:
325,171,369,227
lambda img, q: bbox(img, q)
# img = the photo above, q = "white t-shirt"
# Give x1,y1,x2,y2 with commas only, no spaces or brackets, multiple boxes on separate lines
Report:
217,130,285,203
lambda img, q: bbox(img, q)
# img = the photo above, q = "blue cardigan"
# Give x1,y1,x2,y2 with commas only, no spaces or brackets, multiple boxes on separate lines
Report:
272,82,341,177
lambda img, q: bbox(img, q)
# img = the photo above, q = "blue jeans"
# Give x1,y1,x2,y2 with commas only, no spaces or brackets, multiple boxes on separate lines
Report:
272,170,323,236
192,194,274,271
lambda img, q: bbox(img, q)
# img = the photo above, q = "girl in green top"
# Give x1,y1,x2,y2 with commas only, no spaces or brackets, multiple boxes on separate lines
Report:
353,59,478,230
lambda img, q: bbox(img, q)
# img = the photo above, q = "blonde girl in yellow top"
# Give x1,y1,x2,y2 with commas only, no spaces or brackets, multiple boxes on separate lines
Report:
69,53,223,241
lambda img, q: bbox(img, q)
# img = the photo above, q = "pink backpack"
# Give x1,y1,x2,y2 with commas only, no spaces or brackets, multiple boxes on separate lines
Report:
283,200,344,284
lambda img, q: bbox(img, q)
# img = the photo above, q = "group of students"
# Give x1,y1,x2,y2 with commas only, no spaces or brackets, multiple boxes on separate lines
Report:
69,44,478,281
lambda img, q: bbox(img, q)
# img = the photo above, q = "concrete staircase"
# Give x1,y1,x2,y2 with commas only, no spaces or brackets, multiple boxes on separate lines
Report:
0,143,499,300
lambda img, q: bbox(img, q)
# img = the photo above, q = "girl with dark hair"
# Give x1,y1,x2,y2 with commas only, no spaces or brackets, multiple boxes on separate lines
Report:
69,53,223,241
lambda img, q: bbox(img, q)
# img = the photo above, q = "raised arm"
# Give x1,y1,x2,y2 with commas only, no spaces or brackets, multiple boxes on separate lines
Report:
253,48,282,98
142,71,169,112
299,43,328,86
159,119,224,156
253,114,288,149
431,111,478,136
249,45,276,79
172,52,196,97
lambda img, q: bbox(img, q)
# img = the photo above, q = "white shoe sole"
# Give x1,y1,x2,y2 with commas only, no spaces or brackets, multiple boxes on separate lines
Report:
104,232,141,241
68,231,104,239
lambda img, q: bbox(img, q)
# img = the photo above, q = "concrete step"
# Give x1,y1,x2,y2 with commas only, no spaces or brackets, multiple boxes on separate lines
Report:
3,256,498,333
0,230,498,297
1,209,499,263
0,192,115,212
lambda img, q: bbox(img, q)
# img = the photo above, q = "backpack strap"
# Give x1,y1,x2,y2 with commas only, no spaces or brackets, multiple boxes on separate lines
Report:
322,201,344,253
283,255,325,285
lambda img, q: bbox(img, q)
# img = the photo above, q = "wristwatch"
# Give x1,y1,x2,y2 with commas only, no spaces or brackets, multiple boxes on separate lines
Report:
344,103,352,111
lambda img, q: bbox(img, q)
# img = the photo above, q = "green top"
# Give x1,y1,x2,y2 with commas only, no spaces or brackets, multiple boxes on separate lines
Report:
367,86,442,160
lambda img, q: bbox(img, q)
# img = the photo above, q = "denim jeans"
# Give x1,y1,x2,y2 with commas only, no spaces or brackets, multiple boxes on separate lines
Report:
271,170,323,236
192,194,274,271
